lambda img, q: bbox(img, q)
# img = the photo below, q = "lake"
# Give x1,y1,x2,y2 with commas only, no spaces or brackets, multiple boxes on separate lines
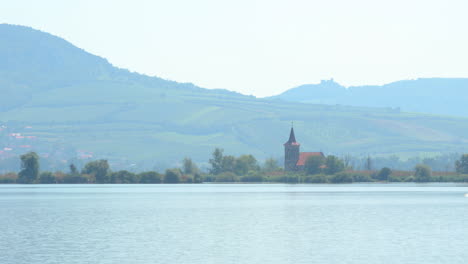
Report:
1,183,468,264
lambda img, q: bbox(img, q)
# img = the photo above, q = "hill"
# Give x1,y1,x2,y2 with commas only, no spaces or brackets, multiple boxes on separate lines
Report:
271,78,468,117
1,24,468,171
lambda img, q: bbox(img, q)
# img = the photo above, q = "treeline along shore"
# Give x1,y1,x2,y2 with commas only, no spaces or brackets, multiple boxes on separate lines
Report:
2,149,468,184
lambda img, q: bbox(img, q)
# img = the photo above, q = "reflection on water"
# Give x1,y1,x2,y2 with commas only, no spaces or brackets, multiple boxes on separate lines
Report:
1,183,467,264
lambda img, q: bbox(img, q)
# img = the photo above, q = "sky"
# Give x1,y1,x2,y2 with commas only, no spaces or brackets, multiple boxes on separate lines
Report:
1,0,467,97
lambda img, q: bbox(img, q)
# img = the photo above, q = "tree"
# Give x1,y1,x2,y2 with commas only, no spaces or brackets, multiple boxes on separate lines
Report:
263,158,280,172
365,156,373,171
139,171,162,183
193,173,202,183
324,155,345,175
39,171,55,184
221,155,236,173
164,169,181,183
376,167,392,181
69,164,78,175
18,152,40,183
305,155,325,175
82,160,109,183
209,148,224,175
110,170,138,183
182,157,199,175
455,154,468,174
235,155,259,175
330,172,353,183
342,154,353,169
215,172,237,182
414,164,432,182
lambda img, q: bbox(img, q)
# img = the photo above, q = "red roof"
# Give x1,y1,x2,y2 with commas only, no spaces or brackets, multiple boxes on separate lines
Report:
296,152,325,166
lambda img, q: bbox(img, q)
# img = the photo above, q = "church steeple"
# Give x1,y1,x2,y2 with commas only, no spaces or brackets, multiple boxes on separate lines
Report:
284,124,300,171
286,127,296,144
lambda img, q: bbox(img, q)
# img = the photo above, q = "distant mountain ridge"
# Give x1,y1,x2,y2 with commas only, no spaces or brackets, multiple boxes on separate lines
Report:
1,23,468,171
270,78,468,116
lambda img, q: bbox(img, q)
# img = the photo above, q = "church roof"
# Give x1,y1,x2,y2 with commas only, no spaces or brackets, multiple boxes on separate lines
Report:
284,127,300,146
296,152,325,166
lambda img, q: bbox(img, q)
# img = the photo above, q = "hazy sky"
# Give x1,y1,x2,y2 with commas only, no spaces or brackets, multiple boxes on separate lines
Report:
1,0,467,96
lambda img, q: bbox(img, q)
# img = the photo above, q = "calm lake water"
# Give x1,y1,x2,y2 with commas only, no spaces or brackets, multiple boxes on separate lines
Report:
1,183,468,264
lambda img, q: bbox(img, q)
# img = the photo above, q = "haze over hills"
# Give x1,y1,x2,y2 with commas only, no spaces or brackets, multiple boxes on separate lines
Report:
1,24,468,171
271,78,468,117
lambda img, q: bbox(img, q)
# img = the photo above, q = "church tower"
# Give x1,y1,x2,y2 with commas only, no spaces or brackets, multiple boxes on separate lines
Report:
284,126,300,171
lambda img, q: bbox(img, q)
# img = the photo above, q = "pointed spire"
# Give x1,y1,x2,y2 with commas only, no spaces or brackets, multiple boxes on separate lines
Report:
288,126,296,143
284,122,300,146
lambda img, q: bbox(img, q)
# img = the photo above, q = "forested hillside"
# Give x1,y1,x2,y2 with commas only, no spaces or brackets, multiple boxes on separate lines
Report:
1,24,468,171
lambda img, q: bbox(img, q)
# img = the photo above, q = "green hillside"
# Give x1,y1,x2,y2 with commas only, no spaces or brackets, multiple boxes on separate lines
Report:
1,24,468,171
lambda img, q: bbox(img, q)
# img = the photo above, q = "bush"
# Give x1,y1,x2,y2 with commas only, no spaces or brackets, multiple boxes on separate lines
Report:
193,173,202,183
215,172,237,182
330,172,353,183
39,172,56,184
240,171,264,182
324,156,345,175
404,176,415,182
305,156,325,175
455,154,468,174
138,171,162,183
63,174,89,183
375,167,392,181
352,173,373,182
0,172,18,183
414,164,432,182
180,174,194,183
164,169,181,183
110,170,138,183
303,174,328,183
388,175,403,182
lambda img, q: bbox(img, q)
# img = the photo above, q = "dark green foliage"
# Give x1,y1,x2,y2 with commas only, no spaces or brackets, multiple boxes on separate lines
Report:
63,173,89,184
82,160,109,183
215,172,237,182
69,164,78,175
303,174,328,183
375,167,392,181
138,171,162,183
221,155,236,174
305,155,325,175
110,170,138,183
388,174,403,182
63,163,88,183
209,148,224,175
235,155,259,175
193,173,202,183
182,157,199,175
7,150,468,184
263,158,280,172
352,173,373,182
414,164,432,182
404,176,415,182
330,172,353,183
455,154,468,174
164,169,181,183
18,152,40,184
324,155,345,175
240,171,264,182
39,171,55,184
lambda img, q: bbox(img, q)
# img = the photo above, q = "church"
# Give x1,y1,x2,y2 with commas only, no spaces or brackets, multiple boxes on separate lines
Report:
284,127,325,171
